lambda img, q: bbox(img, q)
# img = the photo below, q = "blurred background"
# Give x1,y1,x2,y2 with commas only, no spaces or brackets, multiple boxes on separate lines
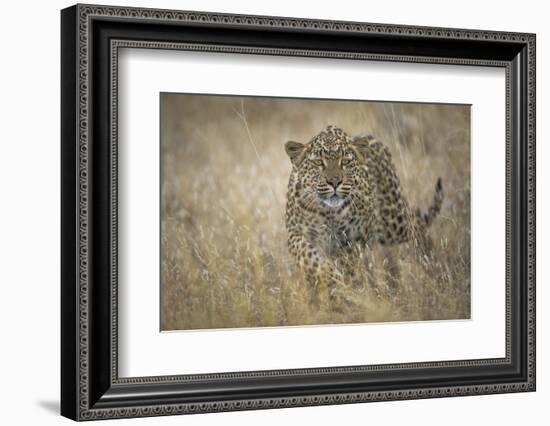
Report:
160,94,471,330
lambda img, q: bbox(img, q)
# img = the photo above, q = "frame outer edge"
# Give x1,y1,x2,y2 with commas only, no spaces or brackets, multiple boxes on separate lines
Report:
76,2,90,420
61,4,80,422
527,33,535,390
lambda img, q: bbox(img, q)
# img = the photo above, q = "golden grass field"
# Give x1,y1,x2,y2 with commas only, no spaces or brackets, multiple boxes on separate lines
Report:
160,94,471,330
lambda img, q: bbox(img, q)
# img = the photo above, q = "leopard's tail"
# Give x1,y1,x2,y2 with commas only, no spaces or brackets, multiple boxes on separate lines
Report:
415,178,443,228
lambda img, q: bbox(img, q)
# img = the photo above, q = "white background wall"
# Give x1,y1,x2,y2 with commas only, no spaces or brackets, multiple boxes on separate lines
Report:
0,0,546,424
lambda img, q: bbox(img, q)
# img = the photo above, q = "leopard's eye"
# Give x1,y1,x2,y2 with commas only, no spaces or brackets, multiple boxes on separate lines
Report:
313,159,325,167
341,158,352,166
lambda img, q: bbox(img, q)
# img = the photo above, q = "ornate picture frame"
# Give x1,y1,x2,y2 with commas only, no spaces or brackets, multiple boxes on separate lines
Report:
61,4,535,421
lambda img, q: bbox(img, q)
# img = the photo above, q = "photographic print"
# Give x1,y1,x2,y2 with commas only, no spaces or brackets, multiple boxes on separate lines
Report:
61,7,535,417
160,94,471,331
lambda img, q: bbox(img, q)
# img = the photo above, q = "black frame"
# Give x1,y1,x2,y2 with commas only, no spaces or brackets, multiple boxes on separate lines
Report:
61,4,536,421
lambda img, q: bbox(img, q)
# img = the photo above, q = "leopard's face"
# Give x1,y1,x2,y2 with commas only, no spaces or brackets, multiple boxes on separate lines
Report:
285,126,365,209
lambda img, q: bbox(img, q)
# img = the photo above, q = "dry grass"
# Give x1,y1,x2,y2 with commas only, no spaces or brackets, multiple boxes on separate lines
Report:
160,94,471,330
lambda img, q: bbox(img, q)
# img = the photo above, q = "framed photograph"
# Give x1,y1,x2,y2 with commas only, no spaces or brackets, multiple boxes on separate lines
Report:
61,4,536,421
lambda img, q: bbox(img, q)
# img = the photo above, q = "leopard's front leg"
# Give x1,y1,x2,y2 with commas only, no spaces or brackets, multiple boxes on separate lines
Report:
288,232,347,309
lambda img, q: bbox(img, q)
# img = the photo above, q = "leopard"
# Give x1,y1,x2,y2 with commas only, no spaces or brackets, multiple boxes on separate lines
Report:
284,125,443,303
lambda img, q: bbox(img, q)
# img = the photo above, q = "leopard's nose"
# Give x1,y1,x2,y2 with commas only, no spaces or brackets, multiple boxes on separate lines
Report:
326,175,342,188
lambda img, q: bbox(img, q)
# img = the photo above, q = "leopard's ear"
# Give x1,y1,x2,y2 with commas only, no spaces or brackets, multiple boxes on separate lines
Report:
351,136,371,161
285,141,306,165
